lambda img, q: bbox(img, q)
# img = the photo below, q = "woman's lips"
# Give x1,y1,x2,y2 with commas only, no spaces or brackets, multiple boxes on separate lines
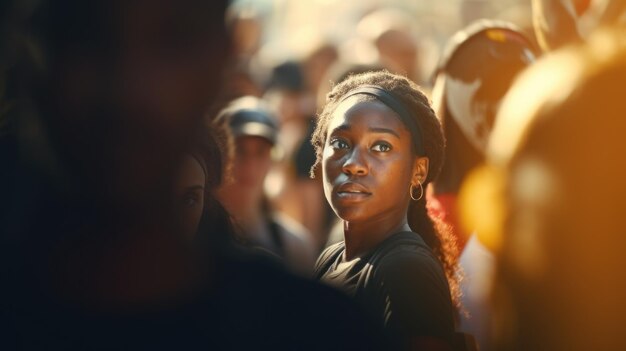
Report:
335,182,372,201
336,192,371,201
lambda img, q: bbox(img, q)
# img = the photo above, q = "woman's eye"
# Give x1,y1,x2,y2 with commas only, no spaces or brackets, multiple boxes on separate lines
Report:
182,194,199,207
330,138,349,149
372,142,392,152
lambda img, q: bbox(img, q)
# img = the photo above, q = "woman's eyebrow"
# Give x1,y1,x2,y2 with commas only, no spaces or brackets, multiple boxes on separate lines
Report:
368,127,400,138
185,185,205,191
329,124,351,135
329,125,400,138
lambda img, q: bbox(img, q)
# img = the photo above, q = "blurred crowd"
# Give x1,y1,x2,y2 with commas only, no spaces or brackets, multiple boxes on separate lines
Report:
2,0,626,350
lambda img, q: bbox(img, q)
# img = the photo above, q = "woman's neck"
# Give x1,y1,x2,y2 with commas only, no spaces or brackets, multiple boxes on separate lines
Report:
343,217,410,260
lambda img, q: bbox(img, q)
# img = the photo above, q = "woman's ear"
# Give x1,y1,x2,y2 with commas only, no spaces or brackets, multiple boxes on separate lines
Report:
411,157,429,185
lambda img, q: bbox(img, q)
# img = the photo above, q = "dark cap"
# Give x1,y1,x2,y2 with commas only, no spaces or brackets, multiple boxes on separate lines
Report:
216,96,278,145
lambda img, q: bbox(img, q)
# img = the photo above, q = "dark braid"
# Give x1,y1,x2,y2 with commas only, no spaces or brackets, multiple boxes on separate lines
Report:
311,70,460,307
409,196,460,308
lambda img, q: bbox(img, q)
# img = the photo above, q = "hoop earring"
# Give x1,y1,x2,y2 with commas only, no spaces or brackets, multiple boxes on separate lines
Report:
409,180,424,202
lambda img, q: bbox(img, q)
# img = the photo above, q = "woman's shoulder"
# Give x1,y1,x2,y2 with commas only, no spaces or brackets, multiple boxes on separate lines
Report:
371,232,438,264
367,233,456,343
370,232,447,285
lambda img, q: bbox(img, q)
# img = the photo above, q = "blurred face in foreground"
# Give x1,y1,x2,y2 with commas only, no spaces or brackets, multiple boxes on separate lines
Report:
47,0,229,215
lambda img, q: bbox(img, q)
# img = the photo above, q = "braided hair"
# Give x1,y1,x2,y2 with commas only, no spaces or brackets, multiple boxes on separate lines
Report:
310,70,460,307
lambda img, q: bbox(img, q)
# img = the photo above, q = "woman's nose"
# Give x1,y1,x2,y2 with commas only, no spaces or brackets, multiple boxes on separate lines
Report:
342,148,368,176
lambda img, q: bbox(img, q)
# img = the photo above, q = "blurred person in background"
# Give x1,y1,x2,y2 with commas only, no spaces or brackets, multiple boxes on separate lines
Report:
227,3,263,60
461,28,626,351
289,43,340,252
357,8,421,84
221,59,264,101
173,125,232,243
215,96,316,275
532,0,588,50
220,3,265,101
429,20,538,351
303,43,339,99
430,20,537,252
532,0,626,52
313,71,459,350
264,60,331,251
264,61,310,154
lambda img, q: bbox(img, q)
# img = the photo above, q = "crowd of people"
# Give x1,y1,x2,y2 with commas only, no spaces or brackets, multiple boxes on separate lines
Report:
2,0,626,350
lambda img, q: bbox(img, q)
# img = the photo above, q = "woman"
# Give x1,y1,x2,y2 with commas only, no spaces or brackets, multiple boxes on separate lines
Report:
173,123,235,245
312,71,459,350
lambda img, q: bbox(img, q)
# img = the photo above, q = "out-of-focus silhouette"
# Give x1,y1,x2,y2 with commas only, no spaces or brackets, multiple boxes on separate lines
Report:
430,20,538,351
462,27,626,351
0,1,388,349
431,19,537,252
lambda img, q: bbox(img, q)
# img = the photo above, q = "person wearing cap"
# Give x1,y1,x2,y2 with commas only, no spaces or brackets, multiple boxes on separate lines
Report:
215,96,316,275
430,20,538,351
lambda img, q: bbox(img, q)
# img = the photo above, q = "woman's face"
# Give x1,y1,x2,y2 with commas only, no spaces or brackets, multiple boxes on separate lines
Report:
322,97,423,224
174,154,206,239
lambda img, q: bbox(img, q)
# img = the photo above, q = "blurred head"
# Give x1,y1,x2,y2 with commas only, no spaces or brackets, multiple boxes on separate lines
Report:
432,21,536,195
532,0,589,51
9,0,231,219
433,20,537,156
264,61,309,123
531,0,626,52
376,30,418,79
226,4,263,58
461,28,626,350
304,43,339,94
215,97,278,209
357,9,418,80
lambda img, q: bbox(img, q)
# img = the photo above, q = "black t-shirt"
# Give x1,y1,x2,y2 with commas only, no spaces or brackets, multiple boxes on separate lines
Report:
315,231,455,349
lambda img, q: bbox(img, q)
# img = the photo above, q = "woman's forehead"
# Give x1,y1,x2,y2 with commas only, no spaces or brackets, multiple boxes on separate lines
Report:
328,97,407,132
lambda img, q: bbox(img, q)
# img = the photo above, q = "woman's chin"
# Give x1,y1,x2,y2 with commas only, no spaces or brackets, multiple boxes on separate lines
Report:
333,208,368,224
